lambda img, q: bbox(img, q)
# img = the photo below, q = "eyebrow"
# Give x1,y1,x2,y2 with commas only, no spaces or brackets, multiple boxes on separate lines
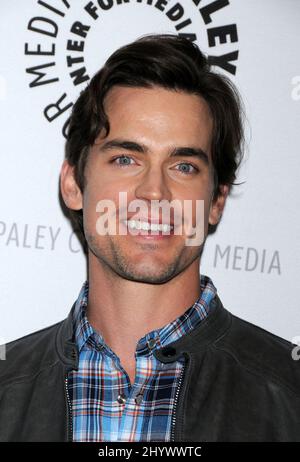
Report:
98,138,210,166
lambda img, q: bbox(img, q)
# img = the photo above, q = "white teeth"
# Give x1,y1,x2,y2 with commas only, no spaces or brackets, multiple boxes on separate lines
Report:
124,220,173,232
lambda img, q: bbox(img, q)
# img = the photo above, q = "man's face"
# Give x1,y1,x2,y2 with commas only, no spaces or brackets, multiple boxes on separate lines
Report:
77,85,221,284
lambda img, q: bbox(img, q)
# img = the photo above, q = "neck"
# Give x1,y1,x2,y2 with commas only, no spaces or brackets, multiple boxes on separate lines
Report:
86,252,202,363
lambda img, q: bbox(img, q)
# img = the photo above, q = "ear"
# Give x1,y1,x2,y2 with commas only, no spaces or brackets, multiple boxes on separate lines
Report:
60,160,83,210
208,184,229,226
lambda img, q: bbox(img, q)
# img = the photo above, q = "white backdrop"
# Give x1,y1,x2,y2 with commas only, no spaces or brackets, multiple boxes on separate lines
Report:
0,0,299,344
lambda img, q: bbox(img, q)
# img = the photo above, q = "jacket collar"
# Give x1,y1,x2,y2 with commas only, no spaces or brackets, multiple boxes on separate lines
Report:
155,293,231,363
55,293,231,370
55,301,79,371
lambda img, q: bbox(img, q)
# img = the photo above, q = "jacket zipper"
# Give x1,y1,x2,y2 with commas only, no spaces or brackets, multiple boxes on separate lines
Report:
64,373,73,442
170,354,193,442
170,361,186,442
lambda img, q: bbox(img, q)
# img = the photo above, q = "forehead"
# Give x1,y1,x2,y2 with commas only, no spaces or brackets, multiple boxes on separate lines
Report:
100,85,213,150
104,86,212,126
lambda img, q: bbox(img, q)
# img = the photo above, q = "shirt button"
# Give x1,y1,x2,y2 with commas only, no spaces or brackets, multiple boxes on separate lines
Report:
135,394,143,405
147,338,156,349
117,393,127,404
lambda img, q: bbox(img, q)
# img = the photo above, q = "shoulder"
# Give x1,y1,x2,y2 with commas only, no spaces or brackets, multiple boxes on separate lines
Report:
213,311,300,397
0,320,64,386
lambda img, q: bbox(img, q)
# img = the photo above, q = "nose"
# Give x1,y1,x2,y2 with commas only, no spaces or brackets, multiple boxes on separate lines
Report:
134,164,172,203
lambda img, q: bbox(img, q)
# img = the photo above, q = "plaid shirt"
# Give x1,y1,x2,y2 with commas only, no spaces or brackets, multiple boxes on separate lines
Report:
67,274,217,442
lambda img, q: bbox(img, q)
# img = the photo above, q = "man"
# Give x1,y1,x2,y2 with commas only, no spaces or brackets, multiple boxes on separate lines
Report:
0,34,299,442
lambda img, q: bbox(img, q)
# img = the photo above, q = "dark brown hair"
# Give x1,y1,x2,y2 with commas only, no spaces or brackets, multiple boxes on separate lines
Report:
63,33,245,243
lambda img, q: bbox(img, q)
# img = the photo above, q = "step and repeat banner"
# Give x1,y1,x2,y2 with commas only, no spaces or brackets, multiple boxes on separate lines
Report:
0,0,299,344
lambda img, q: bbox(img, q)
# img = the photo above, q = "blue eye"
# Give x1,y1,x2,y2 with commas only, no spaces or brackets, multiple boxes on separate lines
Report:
111,155,135,166
110,156,199,175
175,163,199,175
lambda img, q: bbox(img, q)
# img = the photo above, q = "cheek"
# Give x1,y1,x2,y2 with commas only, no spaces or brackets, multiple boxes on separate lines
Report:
82,185,123,236
189,190,213,230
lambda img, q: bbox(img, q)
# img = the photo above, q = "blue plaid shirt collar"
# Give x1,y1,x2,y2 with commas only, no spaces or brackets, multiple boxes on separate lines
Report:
72,274,217,357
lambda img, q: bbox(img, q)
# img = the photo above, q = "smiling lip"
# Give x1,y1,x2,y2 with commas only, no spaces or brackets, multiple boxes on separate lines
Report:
125,215,175,226
120,219,175,239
